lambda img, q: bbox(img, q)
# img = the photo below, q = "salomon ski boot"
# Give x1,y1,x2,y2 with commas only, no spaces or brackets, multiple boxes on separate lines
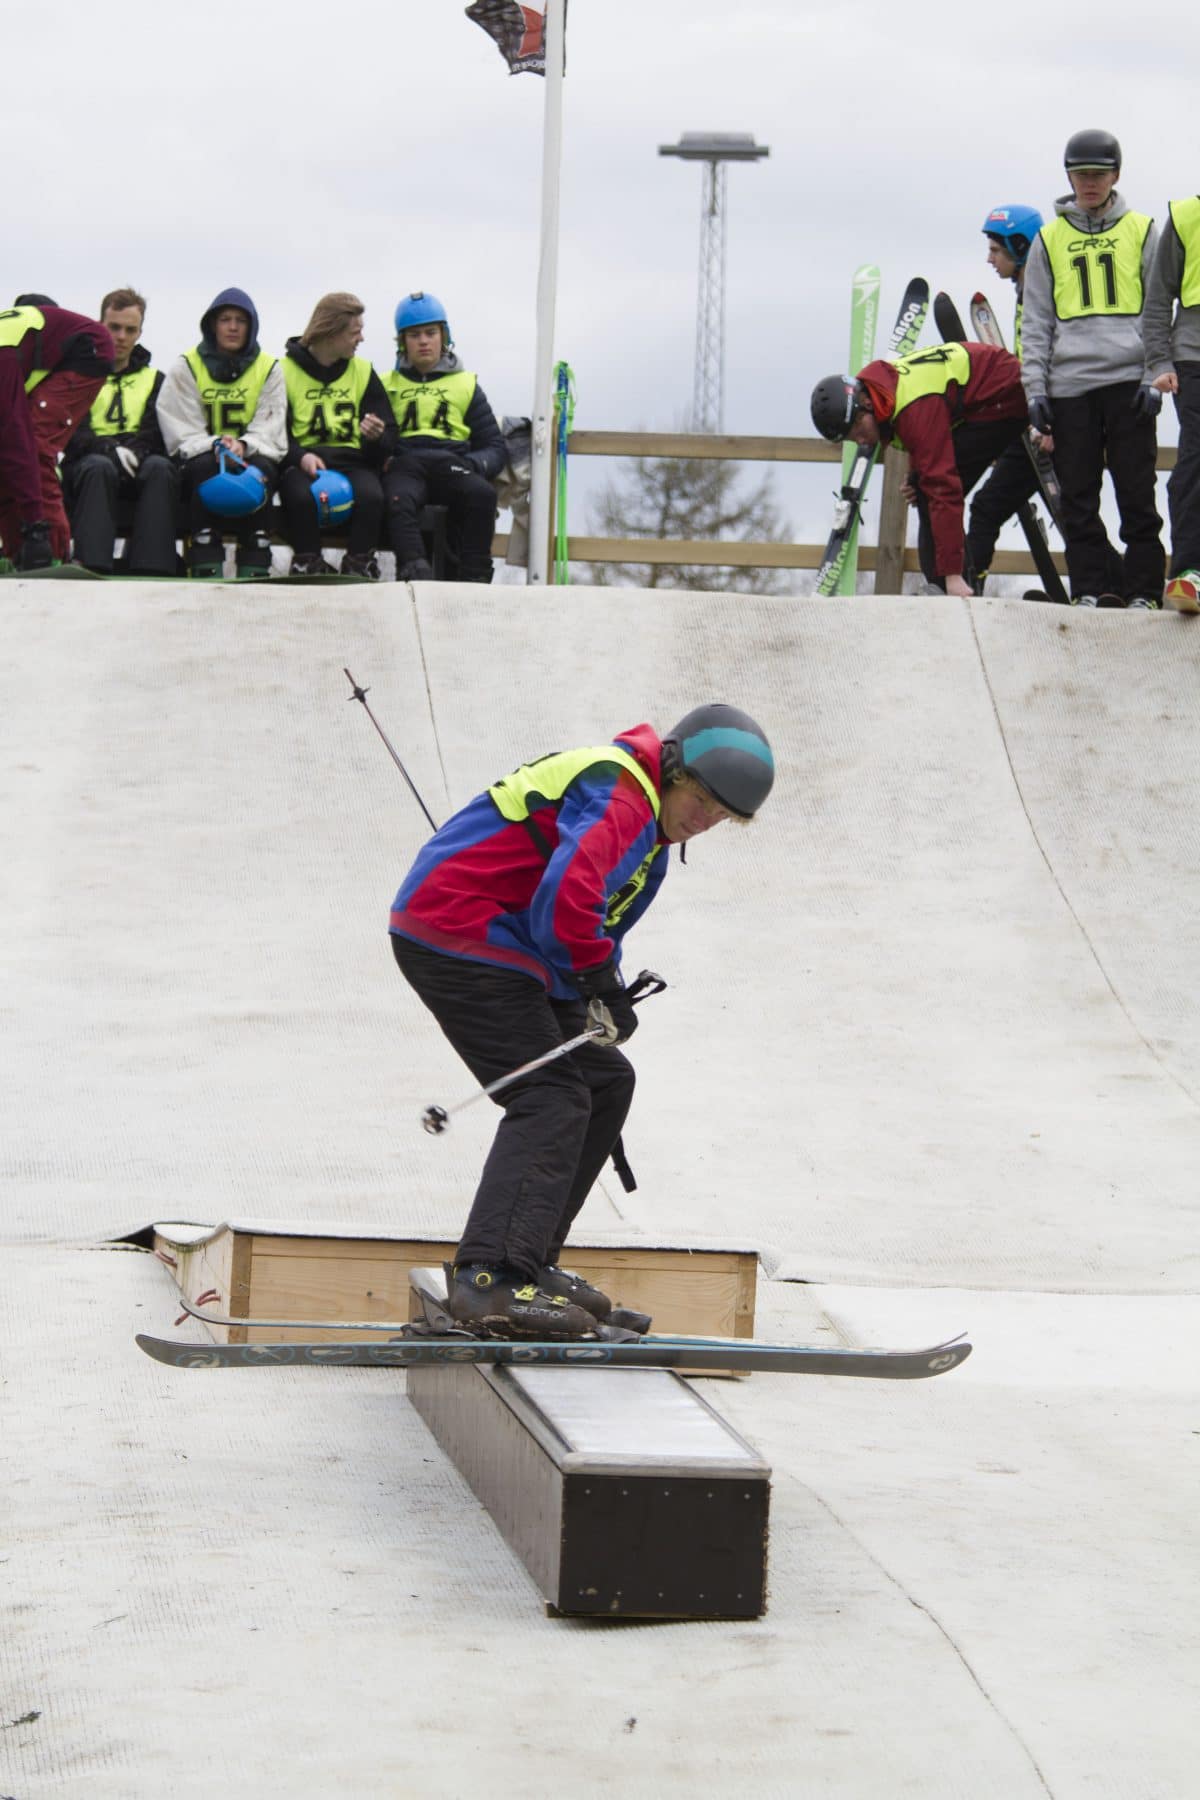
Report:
538,1266,652,1334
447,1264,598,1339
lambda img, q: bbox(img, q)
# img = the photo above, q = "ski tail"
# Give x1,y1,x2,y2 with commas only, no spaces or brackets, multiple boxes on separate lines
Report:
934,291,968,344
836,263,881,595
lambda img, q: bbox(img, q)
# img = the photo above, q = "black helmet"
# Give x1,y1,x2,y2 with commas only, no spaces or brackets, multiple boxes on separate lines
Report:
811,374,864,442
661,703,775,819
1064,129,1121,172
14,292,57,307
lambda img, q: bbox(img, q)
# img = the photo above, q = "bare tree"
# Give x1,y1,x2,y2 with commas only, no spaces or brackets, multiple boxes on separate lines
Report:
577,454,796,593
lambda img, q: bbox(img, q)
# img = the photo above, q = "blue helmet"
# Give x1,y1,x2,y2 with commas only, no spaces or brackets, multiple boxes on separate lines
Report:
310,469,355,528
982,204,1045,267
394,290,451,344
661,703,775,819
197,448,268,518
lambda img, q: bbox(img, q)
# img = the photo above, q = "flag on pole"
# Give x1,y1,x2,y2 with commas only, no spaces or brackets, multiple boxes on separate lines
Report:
465,1,550,75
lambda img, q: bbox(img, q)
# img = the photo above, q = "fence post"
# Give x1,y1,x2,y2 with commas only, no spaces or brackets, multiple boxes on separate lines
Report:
874,447,910,595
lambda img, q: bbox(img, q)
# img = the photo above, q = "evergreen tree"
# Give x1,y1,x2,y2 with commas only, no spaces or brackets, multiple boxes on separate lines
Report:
578,454,796,593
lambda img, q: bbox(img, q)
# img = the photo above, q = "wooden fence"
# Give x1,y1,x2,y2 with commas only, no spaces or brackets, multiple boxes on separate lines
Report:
509,429,1177,590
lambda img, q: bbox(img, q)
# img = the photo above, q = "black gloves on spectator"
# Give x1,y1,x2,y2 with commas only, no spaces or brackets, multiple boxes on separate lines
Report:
1027,395,1054,435
1131,384,1162,418
574,960,638,1045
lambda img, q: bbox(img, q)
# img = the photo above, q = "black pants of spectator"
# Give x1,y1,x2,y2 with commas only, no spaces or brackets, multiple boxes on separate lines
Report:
182,449,277,546
385,448,496,581
965,438,1124,595
65,452,179,575
392,936,635,1278
1051,382,1164,601
277,451,384,556
1167,360,1200,576
914,418,1028,588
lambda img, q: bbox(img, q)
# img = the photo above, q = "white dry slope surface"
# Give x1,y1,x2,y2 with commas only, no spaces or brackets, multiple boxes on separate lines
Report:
1,579,1197,1799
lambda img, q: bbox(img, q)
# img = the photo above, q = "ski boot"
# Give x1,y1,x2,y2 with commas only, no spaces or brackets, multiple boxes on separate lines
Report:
15,521,54,571
397,557,434,582
290,550,336,577
341,551,381,580
446,1264,598,1339
236,529,273,580
538,1265,652,1335
188,528,224,579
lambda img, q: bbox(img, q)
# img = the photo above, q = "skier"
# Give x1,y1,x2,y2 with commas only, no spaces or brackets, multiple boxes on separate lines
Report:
1144,196,1200,611
1020,129,1164,609
811,341,1028,597
0,297,114,569
964,205,1049,589
389,705,775,1338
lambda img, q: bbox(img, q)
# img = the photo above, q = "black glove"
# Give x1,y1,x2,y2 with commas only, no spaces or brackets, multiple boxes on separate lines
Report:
574,962,638,1045
1027,395,1054,435
1131,384,1162,418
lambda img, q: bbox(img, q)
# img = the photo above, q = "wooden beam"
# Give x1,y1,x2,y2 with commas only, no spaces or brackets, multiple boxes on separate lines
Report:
565,430,841,464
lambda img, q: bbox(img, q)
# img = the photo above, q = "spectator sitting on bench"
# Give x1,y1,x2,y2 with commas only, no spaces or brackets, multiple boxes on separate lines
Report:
63,287,178,577
381,291,505,583
279,292,395,579
157,286,286,578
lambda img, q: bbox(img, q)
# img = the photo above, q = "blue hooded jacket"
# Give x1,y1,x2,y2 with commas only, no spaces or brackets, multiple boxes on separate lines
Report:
196,287,263,382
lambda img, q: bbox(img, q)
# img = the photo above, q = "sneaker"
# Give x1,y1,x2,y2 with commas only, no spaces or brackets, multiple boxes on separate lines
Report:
1125,597,1158,611
447,1263,598,1339
341,551,381,580
187,528,223,578
290,551,336,577
1070,594,1099,608
1165,571,1200,614
15,521,53,571
538,1264,613,1322
397,557,434,582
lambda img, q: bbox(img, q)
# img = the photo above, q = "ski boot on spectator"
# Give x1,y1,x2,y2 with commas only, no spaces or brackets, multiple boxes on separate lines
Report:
342,551,381,580
291,551,336,577
187,528,223,579
15,521,53,571
236,529,272,580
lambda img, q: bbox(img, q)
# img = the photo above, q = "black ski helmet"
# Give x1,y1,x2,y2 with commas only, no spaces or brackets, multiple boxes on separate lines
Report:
661,703,775,819
13,292,57,307
1064,128,1121,173
810,374,864,442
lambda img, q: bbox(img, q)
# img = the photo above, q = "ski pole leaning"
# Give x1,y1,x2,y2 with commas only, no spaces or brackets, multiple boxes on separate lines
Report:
421,970,667,1134
343,666,439,833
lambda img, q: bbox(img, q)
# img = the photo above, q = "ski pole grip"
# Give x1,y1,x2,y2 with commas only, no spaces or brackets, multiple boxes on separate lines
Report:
626,969,667,1005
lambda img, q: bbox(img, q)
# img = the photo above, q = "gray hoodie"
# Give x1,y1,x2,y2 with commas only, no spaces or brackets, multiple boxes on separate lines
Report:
1020,190,1158,401
1142,203,1200,377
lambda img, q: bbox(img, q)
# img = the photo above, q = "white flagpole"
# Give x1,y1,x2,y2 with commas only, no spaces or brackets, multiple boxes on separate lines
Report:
526,0,565,586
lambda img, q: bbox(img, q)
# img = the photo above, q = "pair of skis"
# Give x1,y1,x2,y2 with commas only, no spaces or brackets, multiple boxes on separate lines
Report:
934,290,1068,604
135,1285,972,1381
814,274,931,596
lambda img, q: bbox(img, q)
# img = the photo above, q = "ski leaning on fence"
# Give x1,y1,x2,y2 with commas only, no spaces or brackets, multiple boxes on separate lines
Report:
135,1329,972,1380
933,293,1068,604
815,276,930,596
835,264,881,595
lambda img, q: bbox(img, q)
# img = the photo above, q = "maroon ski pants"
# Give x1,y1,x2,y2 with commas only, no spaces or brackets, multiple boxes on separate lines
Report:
0,364,105,560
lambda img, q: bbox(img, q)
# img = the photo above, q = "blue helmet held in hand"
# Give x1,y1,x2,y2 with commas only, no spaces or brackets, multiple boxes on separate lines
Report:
982,205,1045,267
197,447,268,518
310,469,355,528
394,290,451,344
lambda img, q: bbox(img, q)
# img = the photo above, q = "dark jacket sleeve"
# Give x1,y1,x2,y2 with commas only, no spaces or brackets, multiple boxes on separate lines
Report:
464,382,507,480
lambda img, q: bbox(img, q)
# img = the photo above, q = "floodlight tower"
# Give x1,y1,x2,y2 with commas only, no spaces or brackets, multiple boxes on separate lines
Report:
658,132,769,434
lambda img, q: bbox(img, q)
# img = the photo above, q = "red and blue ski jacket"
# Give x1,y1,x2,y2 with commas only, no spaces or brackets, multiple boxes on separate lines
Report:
389,723,670,997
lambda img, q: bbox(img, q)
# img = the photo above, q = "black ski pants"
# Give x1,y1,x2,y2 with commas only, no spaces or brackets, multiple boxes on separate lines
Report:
392,936,635,1278
965,440,1038,575
1051,382,1164,601
1167,360,1200,576
65,450,179,574
277,451,384,556
914,417,1027,588
384,447,496,580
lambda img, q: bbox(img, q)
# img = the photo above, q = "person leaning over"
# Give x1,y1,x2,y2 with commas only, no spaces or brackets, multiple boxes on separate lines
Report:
811,342,1028,597
279,292,395,579
1144,195,1200,612
62,287,178,577
381,291,506,583
0,296,113,570
157,286,286,578
390,705,775,1339
1020,129,1164,610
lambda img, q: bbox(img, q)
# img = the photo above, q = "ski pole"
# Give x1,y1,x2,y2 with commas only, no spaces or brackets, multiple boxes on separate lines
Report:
343,667,439,833
421,970,667,1134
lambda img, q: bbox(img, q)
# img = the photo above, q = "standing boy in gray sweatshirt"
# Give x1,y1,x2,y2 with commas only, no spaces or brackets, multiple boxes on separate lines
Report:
1020,129,1164,609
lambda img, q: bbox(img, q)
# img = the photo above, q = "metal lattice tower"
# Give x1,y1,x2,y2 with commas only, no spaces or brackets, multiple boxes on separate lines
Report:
658,133,769,434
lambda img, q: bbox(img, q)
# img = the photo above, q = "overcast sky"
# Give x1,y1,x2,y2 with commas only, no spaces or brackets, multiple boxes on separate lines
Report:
5,0,1187,556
